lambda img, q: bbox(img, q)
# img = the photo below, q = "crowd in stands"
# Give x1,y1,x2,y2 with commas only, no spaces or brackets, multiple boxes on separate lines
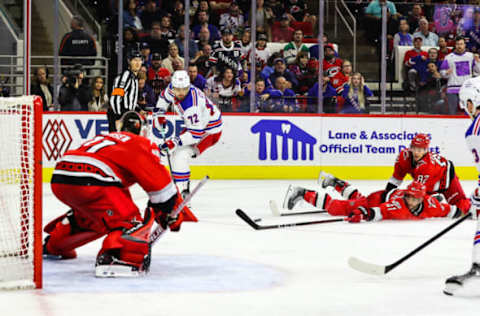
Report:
34,1,480,114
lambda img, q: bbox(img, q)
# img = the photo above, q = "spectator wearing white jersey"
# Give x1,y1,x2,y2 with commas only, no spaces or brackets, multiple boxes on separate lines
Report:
206,67,243,111
283,29,309,65
440,36,480,114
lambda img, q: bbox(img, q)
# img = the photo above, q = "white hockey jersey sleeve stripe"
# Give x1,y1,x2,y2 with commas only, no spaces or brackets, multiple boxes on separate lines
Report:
148,181,177,204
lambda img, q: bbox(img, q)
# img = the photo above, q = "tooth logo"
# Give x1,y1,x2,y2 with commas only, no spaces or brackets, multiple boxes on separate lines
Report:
281,123,291,134
251,120,317,161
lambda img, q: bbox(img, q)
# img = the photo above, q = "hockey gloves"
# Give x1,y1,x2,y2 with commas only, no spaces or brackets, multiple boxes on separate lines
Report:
156,211,184,232
347,206,374,223
159,136,182,155
151,191,198,232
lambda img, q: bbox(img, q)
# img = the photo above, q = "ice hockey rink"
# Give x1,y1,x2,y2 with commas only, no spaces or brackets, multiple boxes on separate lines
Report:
2,179,480,316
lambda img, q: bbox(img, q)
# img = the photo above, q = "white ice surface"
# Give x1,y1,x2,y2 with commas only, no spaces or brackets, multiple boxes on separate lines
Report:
2,179,480,316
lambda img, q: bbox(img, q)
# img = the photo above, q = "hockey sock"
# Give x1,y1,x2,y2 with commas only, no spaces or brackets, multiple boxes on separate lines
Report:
340,184,361,200
473,219,480,264
304,190,318,207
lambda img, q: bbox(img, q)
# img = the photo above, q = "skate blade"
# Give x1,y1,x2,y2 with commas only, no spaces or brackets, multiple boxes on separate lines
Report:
95,265,145,278
444,280,480,297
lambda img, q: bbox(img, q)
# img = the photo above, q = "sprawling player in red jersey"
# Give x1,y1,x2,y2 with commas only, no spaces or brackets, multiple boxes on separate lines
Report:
43,111,197,277
384,133,471,213
285,173,462,222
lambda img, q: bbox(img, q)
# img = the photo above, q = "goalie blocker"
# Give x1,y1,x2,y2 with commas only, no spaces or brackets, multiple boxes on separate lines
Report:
43,111,197,277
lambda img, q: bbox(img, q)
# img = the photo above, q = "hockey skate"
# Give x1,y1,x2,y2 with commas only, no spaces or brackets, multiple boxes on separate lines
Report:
283,185,306,210
318,171,345,189
95,251,151,278
444,263,480,296
180,180,191,208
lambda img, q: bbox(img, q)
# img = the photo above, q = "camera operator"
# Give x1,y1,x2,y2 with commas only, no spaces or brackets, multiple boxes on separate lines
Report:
58,64,90,111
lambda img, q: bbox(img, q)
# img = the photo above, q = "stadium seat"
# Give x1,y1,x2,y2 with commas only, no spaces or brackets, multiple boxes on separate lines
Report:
291,21,314,38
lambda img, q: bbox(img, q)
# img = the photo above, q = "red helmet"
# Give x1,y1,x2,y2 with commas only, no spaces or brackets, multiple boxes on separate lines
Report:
410,133,430,148
405,181,426,199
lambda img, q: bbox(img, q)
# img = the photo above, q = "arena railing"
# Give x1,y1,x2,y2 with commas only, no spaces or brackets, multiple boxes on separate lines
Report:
0,55,108,98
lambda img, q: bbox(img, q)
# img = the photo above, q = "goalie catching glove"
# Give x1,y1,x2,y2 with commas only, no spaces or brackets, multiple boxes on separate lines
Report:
149,191,197,232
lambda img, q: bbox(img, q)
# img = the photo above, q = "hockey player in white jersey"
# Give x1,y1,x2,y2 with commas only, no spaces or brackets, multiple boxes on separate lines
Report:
444,76,480,296
154,70,222,196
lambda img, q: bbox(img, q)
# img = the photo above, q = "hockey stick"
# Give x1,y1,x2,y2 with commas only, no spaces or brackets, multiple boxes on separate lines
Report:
159,126,175,183
236,209,345,230
149,175,209,245
348,212,472,275
269,200,327,217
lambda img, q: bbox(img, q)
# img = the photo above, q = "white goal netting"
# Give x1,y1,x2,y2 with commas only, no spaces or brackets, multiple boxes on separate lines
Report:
0,96,42,289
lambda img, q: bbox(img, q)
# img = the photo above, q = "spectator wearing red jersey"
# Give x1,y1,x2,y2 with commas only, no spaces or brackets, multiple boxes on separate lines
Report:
323,43,343,79
272,14,295,43
403,36,427,91
331,59,352,96
437,37,453,61
330,59,353,108
147,53,171,84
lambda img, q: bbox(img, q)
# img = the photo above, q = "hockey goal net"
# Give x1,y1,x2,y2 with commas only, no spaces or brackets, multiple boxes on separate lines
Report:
0,96,42,289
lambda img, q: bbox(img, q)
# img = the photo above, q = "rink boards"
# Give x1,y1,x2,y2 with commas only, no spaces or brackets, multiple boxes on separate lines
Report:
41,112,477,181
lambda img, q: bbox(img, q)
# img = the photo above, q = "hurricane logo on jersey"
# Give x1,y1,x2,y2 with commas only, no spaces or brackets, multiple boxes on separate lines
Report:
251,120,317,161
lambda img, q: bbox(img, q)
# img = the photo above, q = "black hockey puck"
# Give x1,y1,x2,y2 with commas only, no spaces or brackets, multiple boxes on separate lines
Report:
253,218,262,222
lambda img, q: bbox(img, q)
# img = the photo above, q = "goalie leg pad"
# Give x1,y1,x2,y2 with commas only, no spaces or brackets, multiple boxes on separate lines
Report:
44,218,103,259
96,213,154,276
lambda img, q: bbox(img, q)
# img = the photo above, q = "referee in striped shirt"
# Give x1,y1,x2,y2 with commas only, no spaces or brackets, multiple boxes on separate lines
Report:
107,50,143,132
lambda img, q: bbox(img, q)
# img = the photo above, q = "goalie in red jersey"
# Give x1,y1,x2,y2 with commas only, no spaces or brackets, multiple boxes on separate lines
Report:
384,133,471,214
43,111,197,277
285,172,463,222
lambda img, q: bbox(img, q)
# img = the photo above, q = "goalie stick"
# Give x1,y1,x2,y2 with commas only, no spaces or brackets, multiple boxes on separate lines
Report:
236,209,344,230
149,175,209,245
348,212,472,275
269,200,327,217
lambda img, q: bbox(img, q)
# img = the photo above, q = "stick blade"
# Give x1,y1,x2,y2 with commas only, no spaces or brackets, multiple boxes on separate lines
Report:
348,257,387,276
269,200,281,216
235,209,260,230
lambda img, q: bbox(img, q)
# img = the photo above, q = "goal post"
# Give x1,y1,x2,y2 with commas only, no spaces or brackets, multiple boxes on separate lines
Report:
0,95,42,289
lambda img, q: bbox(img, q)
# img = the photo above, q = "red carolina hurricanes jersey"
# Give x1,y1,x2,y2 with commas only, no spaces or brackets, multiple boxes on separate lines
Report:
52,132,176,203
323,58,343,78
377,190,455,220
330,72,349,95
391,149,453,193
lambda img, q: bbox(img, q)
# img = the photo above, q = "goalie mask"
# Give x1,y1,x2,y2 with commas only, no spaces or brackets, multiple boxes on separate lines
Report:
459,80,480,119
118,111,148,137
